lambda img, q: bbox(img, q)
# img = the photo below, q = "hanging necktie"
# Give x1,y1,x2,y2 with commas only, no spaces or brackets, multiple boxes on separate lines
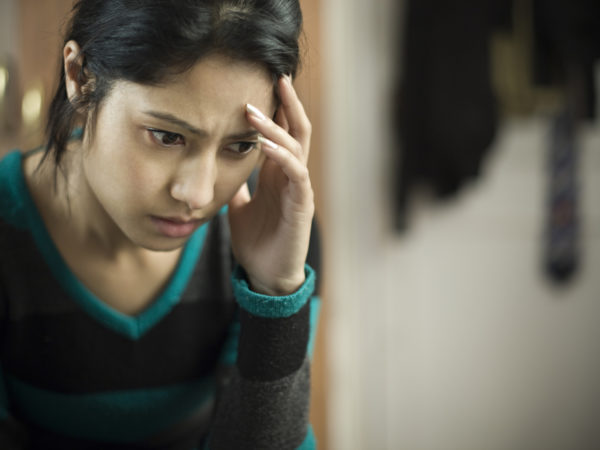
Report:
544,110,579,283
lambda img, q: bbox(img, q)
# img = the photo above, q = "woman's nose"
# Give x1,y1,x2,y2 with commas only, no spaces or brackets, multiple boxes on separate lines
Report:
170,153,217,211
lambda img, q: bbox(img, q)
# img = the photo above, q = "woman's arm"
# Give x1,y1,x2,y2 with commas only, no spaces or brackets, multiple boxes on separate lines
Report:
207,215,322,449
207,75,319,449
207,269,319,450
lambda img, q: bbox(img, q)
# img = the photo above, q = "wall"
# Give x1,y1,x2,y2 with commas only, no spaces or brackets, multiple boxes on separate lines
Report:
0,0,20,149
0,0,18,57
321,0,403,446
0,0,74,152
321,0,600,449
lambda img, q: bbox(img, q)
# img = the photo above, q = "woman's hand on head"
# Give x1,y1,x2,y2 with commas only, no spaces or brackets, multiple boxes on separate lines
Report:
228,75,314,296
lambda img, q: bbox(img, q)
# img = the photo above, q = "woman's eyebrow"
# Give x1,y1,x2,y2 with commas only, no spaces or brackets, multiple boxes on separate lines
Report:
227,130,261,140
143,110,205,136
142,110,259,140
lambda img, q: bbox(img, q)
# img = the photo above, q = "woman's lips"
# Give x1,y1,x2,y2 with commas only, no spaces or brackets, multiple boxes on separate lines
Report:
150,216,203,238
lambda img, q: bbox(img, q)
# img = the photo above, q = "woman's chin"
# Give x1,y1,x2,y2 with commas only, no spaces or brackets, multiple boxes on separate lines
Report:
140,237,188,252
124,229,189,253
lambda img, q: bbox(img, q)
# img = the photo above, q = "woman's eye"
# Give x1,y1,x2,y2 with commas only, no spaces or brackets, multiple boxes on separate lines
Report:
148,129,185,147
226,141,258,155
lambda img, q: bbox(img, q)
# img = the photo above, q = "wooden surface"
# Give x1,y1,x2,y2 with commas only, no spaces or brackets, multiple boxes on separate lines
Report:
296,0,328,447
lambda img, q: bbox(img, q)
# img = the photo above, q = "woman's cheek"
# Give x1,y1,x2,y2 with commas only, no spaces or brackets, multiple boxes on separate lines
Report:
123,154,170,201
224,158,256,190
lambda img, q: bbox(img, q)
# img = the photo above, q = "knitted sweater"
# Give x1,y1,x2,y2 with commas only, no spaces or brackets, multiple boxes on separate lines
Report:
0,150,320,449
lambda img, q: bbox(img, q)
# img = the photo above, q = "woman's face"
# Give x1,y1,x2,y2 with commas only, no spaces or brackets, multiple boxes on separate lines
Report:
80,54,275,251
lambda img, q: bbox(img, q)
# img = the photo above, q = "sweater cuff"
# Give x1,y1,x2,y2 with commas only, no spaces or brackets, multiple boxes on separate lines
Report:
231,264,316,318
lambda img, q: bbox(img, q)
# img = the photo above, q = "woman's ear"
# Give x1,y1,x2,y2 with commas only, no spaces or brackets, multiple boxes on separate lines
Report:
63,40,84,103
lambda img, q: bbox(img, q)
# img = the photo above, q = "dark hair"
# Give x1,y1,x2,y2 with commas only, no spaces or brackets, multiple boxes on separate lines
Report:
44,0,303,168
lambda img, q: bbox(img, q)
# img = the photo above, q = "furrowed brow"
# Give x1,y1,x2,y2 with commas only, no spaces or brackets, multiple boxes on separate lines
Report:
226,130,260,141
142,110,260,140
143,110,206,136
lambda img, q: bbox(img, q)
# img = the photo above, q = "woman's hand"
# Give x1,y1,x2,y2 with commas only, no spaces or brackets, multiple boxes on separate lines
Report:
228,75,314,296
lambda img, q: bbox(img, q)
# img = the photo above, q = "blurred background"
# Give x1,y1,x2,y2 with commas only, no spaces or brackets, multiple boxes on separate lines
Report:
2,0,600,449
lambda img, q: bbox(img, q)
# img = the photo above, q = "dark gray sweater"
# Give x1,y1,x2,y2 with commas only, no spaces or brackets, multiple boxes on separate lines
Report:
0,150,320,449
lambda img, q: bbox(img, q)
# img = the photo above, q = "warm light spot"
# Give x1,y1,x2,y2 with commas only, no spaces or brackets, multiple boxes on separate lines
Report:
22,84,44,127
0,66,8,103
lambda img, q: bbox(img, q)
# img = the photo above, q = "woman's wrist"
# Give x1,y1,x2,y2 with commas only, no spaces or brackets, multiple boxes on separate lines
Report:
247,272,306,297
232,265,316,318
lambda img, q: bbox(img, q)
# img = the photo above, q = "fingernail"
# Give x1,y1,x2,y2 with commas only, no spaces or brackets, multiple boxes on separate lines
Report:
258,135,278,151
246,103,266,121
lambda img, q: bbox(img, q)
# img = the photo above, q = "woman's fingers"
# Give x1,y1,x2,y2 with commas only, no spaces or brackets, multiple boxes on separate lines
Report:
259,136,312,199
246,103,304,160
274,105,289,133
246,76,312,163
278,76,311,153
244,77,313,200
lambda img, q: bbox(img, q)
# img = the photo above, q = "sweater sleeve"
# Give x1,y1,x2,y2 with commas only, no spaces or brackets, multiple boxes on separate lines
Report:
207,263,318,450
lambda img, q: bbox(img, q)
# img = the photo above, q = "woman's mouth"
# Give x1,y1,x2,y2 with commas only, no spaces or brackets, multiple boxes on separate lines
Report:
150,216,204,238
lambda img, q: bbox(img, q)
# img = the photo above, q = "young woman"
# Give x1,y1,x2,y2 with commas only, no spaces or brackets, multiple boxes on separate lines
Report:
0,0,320,448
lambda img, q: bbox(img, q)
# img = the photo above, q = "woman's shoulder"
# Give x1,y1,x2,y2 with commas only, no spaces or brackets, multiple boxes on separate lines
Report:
0,148,22,172
0,150,25,221
0,148,42,228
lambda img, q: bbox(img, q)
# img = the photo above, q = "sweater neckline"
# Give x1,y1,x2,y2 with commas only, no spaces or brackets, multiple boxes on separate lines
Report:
9,150,208,340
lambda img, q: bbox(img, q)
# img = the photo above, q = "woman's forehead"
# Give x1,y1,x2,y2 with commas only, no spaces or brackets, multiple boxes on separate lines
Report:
114,56,276,116
100,58,275,139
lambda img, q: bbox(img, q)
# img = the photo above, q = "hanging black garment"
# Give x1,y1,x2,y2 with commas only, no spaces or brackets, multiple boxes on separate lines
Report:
393,0,508,231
